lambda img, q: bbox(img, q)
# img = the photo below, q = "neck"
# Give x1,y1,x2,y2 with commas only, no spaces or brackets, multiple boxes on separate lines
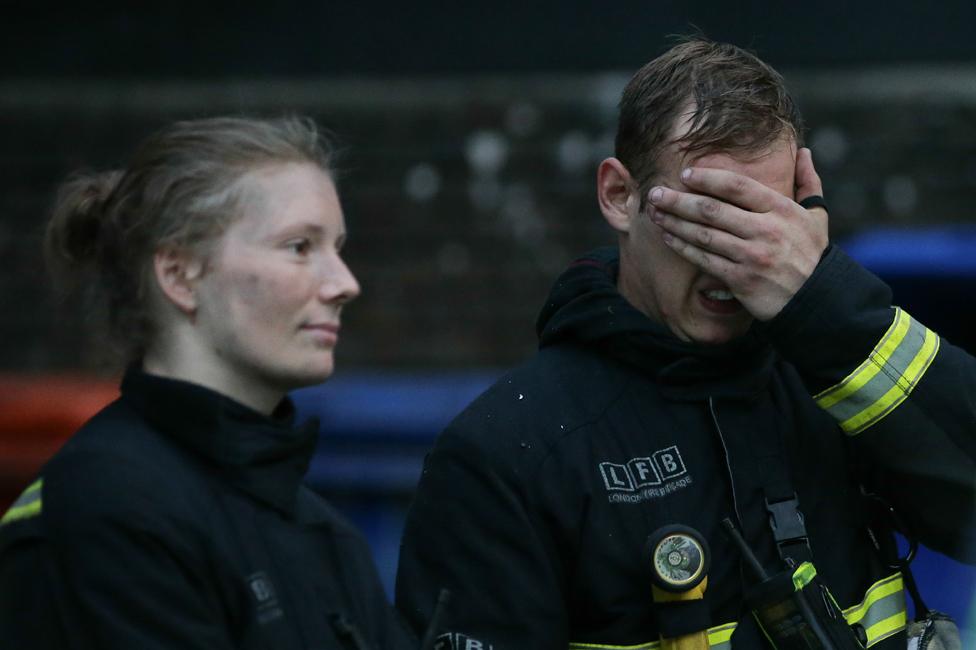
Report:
616,247,661,325
143,339,284,415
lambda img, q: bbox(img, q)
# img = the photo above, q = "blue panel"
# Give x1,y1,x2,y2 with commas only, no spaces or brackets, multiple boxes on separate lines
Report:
903,539,976,629
291,370,499,441
842,225,976,277
293,371,499,493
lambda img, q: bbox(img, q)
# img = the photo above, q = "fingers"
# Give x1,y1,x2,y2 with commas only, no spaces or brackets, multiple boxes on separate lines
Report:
794,147,826,212
650,209,746,263
677,166,783,213
660,231,739,279
648,184,759,239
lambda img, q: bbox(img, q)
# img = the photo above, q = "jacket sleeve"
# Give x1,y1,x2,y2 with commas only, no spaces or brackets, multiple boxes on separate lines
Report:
763,244,976,561
1,459,238,650
396,429,569,650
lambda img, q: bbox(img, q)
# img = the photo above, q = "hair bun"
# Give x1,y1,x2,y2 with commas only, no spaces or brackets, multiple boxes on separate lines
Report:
44,170,124,276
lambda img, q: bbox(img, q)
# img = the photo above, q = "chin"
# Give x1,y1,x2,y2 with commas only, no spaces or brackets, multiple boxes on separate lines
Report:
689,326,746,346
279,360,336,390
304,363,335,385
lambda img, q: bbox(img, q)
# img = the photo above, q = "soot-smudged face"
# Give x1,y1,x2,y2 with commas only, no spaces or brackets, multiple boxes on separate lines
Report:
621,137,796,345
194,162,360,397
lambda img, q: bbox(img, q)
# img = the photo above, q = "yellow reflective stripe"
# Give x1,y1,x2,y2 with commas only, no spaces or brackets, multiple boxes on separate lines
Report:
842,572,907,647
569,574,905,650
22,480,42,497
1,500,42,524
0,478,44,526
814,308,940,435
840,329,939,434
792,561,817,590
707,622,735,649
568,643,658,649
843,573,903,624
863,610,907,647
568,622,736,650
816,308,910,409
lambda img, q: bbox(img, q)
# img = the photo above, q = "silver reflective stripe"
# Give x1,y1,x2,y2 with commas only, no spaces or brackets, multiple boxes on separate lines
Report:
843,572,908,646
0,478,43,526
815,308,939,435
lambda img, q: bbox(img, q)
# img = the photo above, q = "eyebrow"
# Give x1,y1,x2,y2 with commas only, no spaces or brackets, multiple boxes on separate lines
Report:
270,222,326,239
291,223,326,235
275,222,348,245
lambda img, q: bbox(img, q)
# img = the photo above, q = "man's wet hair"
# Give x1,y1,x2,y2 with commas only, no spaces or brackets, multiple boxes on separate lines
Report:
615,37,803,204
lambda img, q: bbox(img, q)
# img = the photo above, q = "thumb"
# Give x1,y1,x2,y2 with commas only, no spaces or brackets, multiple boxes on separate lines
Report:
795,147,826,212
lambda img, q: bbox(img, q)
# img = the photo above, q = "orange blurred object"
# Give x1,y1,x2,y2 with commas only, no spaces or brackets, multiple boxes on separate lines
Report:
0,374,119,510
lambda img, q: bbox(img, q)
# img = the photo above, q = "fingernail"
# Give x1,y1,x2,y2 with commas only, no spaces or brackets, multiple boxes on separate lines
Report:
662,232,674,244
650,187,663,203
681,168,692,180
649,208,662,223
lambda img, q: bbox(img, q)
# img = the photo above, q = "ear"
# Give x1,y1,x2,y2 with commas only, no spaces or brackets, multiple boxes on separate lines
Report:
153,247,205,316
597,157,640,233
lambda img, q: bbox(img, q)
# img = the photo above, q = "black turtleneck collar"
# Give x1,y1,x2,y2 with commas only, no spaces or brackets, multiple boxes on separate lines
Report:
119,367,320,517
536,246,775,400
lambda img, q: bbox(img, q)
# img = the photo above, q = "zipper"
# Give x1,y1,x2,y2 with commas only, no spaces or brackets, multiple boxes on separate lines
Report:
820,584,838,619
709,397,744,531
330,613,372,650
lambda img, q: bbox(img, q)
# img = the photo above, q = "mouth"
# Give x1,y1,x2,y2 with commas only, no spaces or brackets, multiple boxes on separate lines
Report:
698,287,743,315
301,322,340,345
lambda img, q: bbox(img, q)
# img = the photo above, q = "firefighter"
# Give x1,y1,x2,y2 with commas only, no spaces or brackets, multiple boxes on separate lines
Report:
0,117,415,649
396,39,976,648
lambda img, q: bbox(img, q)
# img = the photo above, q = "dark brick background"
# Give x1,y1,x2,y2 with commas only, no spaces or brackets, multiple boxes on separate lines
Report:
2,71,975,372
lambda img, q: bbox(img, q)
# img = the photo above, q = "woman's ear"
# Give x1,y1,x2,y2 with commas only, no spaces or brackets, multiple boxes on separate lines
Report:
597,157,640,233
153,248,205,315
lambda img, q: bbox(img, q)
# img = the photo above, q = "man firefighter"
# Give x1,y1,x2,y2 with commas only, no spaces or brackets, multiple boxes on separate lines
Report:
396,38,976,648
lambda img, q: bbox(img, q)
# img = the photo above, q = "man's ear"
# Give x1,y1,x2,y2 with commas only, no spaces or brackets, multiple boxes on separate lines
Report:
153,247,205,316
597,157,640,233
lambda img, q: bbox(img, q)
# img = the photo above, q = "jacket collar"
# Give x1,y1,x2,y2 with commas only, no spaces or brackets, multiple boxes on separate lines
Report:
120,367,321,518
537,246,775,400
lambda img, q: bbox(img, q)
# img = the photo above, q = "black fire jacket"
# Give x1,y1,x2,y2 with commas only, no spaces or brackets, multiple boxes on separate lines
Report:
396,245,976,649
0,369,416,650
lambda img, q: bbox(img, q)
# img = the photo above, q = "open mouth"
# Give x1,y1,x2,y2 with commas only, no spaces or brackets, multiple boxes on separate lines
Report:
699,288,742,315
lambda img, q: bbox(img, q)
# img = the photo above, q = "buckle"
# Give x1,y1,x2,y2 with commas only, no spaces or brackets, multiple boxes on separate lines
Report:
765,494,808,544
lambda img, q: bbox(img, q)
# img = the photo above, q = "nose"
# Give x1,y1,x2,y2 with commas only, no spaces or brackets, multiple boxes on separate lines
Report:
317,253,361,305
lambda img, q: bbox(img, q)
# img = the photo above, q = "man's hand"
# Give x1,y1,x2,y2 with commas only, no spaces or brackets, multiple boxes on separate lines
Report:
646,147,829,321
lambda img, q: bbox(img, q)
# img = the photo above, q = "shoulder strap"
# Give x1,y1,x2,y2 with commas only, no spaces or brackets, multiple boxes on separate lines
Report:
751,422,814,567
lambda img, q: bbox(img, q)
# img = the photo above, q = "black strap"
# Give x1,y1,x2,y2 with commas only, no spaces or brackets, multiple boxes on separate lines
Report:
899,561,930,618
799,195,829,212
744,409,813,566
654,598,712,638
710,398,812,569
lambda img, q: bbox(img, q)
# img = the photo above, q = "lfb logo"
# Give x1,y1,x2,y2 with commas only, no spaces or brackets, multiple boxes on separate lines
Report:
599,445,687,492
